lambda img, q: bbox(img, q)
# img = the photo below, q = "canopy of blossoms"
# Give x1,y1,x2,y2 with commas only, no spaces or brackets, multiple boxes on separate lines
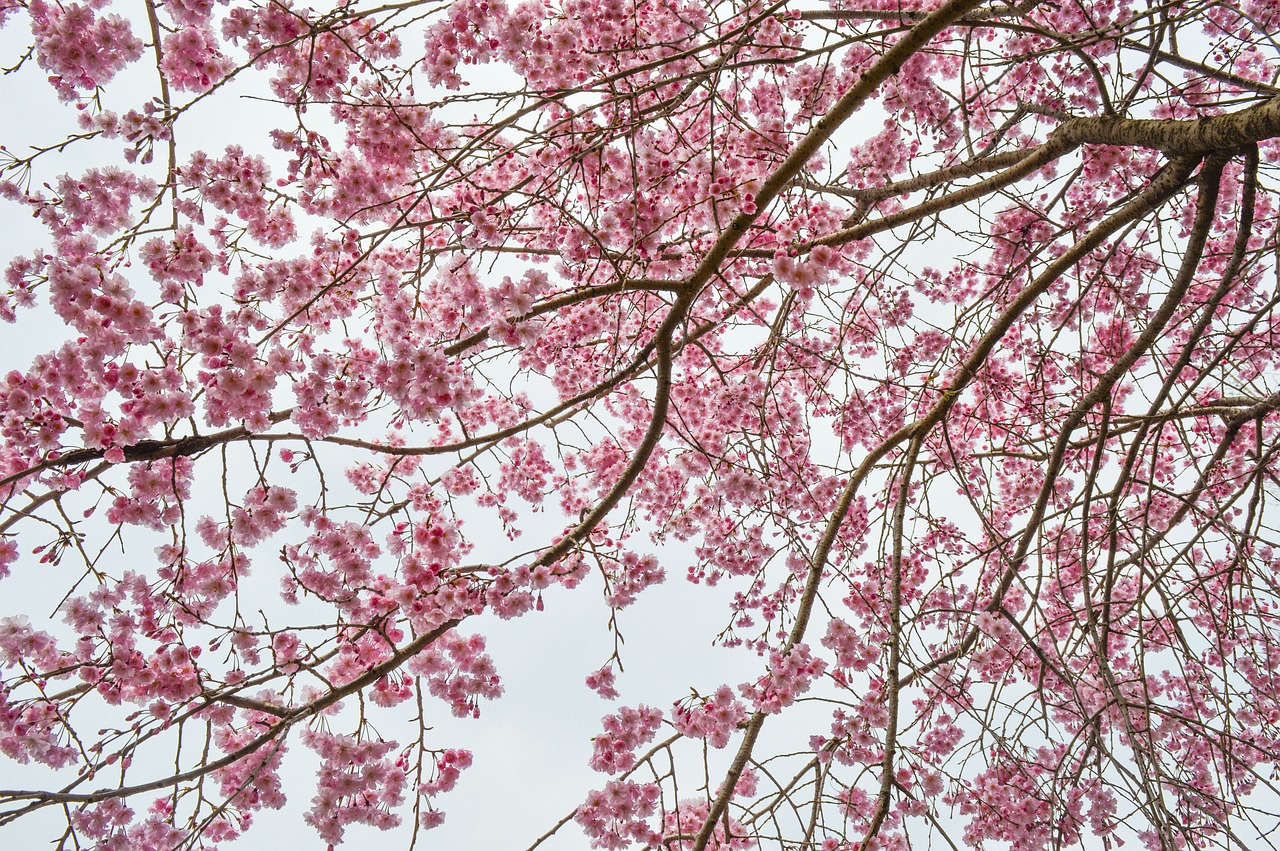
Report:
2,0,1280,849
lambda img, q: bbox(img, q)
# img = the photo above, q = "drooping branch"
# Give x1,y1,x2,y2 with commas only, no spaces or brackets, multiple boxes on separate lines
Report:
906,151,1221,687
0,617,459,813
685,2,995,847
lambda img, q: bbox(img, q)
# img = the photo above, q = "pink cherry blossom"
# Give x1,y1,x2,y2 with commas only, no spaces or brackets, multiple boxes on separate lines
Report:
1,1,1280,849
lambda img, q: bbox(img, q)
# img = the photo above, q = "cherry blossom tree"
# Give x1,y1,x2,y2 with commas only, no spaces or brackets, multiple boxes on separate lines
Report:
2,0,1280,848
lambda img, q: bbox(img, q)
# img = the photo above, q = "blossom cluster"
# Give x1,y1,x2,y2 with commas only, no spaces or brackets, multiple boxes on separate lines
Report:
29,1,143,100
302,730,407,847
670,686,746,748
406,630,502,718
574,779,662,850
742,644,827,714
589,704,663,774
